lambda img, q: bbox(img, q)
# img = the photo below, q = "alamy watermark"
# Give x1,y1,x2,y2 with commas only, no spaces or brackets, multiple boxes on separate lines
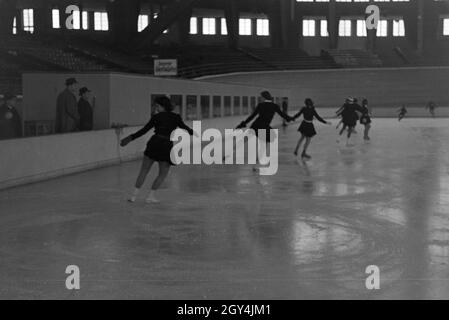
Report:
365,265,380,290
170,122,279,176
65,265,80,290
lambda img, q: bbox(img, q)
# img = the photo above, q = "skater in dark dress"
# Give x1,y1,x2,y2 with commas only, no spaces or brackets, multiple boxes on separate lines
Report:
360,98,372,141
293,98,331,159
426,101,437,118
121,96,194,203
337,97,363,145
398,105,408,121
236,91,294,171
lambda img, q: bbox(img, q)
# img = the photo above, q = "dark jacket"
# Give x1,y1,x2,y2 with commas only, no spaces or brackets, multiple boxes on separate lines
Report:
56,89,79,133
242,102,291,129
0,103,22,140
78,98,94,131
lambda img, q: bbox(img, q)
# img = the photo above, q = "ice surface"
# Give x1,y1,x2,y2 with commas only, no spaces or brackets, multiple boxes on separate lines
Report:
1,118,449,299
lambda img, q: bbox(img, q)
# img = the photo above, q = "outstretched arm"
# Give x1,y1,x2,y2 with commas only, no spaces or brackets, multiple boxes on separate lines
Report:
313,109,328,124
177,115,194,135
293,108,304,120
121,117,155,146
275,104,294,121
237,106,260,128
336,105,345,117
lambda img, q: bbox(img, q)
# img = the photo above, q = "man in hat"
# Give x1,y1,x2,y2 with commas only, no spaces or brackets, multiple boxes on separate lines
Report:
56,78,79,133
78,87,95,131
0,92,22,140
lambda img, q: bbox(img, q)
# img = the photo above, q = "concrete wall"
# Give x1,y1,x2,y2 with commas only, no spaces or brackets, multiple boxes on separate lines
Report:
0,115,286,190
199,67,449,112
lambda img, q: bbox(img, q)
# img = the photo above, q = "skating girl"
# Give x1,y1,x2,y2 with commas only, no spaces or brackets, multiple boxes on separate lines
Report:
398,105,408,121
338,97,362,145
426,101,437,118
121,96,194,203
360,98,372,141
293,98,331,159
236,91,293,171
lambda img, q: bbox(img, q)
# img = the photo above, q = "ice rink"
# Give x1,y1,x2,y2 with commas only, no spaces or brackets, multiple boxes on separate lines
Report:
1,118,449,300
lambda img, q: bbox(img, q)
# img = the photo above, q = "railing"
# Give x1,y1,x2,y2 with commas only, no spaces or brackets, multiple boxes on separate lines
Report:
177,62,280,78
177,59,340,78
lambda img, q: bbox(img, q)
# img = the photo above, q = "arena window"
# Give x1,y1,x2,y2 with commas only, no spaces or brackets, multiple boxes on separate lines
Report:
190,17,198,34
82,11,89,30
138,15,149,32
52,9,61,29
170,95,183,117
256,19,269,36
443,18,449,36
200,96,211,119
242,97,249,114
186,95,198,120
12,17,17,34
233,97,241,116
356,20,367,37
320,20,329,37
221,18,228,35
239,19,252,36
213,96,222,118
72,9,81,30
339,20,351,37
376,19,388,37
303,19,316,37
250,97,257,112
23,9,34,34
392,19,405,37
224,96,232,116
94,12,109,31
202,18,216,35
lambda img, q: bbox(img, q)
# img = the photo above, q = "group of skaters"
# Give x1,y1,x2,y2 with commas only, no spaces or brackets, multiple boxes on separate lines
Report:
120,91,375,204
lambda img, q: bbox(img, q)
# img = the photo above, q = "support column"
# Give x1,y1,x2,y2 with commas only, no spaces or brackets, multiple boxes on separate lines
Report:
328,0,338,50
108,0,140,44
287,0,300,49
268,1,282,48
177,7,192,45
366,0,376,53
224,0,239,49
270,0,295,49
416,0,424,55
34,1,51,35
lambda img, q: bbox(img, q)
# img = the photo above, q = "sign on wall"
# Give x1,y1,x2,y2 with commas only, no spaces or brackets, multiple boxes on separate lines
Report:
154,59,178,76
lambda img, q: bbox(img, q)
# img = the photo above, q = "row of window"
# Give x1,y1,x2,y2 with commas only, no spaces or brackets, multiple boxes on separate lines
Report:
11,8,449,39
13,9,109,34
152,94,284,120
187,17,269,36
302,18,405,37
14,9,269,36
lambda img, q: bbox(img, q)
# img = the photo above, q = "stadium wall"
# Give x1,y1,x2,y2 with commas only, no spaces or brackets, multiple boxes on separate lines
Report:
199,67,449,114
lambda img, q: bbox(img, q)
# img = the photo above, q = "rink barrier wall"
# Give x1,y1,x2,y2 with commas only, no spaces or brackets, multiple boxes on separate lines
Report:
0,115,286,190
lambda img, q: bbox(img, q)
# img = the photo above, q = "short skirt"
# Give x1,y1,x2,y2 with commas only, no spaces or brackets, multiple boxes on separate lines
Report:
298,121,317,138
360,115,372,125
144,135,175,165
